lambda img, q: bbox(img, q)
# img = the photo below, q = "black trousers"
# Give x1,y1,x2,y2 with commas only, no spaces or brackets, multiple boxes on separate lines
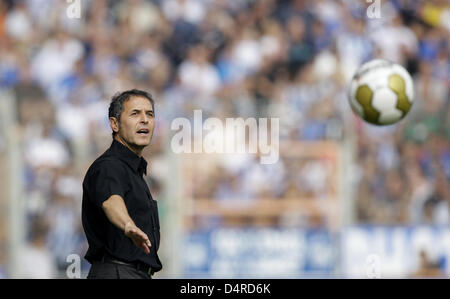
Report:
87,261,152,279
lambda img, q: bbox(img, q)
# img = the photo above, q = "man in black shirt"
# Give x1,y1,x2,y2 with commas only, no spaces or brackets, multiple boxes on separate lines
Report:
82,89,162,279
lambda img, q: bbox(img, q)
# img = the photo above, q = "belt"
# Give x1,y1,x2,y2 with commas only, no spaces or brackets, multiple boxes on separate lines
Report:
100,254,154,276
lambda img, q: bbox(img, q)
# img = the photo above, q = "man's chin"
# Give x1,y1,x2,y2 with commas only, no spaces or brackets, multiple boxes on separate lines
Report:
135,139,151,147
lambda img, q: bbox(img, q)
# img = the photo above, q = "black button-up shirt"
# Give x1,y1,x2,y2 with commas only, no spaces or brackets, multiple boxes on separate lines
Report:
82,139,162,272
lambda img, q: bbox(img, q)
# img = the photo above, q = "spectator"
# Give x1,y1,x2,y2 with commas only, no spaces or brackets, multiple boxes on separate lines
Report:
17,216,57,279
178,44,221,96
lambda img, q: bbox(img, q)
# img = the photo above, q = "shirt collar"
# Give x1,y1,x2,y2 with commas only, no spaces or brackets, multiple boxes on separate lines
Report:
110,139,147,176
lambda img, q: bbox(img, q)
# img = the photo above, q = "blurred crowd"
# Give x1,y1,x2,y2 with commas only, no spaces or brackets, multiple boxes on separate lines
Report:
0,0,448,278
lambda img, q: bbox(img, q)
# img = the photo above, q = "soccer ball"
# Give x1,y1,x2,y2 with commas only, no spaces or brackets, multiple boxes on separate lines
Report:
348,59,414,126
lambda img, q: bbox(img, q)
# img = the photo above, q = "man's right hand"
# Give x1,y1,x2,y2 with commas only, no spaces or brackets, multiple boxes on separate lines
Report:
124,221,152,254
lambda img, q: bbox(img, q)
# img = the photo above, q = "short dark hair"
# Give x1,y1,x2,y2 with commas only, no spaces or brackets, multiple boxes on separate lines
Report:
108,89,155,138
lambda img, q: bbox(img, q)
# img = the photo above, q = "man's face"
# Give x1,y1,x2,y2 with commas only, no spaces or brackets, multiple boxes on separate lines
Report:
112,96,155,150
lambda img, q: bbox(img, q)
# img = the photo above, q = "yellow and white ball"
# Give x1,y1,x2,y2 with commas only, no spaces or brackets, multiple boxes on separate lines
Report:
348,59,414,126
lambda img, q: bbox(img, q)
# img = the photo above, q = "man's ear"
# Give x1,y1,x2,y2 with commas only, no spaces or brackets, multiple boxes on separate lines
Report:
109,117,120,134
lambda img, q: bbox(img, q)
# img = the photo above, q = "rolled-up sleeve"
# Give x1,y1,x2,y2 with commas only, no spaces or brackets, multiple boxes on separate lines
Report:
90,160,128,209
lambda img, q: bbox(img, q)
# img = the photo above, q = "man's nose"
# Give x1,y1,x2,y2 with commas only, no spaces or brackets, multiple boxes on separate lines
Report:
140,114,149,123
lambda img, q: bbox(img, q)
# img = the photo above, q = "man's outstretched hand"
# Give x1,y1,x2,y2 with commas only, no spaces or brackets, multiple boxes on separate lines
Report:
102,195,152,254
124,222,152,254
